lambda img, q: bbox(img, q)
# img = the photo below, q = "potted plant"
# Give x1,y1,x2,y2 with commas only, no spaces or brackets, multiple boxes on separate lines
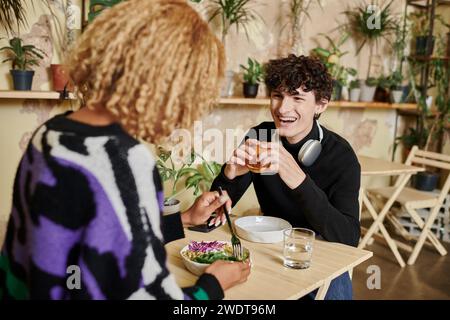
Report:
0,37,45,90
279,0,323,55
156,146,222,215
360,77,378,102
349,79,361,102
240,58,264,98
0,0,79,92
0,0,29,35
388,70,404,103
206,0,263,97
311,32,357,101
396,53,448,191
46,0,81,93
342,0,397,100
414,38,450,191
374,74,392,102
408,11,434,56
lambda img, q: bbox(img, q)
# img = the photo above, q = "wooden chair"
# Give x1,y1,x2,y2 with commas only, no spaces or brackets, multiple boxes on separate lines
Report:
367,146,449,265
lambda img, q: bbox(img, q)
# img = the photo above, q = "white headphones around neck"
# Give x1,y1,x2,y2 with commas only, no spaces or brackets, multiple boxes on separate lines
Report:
297,120,323,167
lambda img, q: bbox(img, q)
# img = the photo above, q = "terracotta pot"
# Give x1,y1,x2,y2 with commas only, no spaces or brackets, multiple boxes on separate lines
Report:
51,64,74,92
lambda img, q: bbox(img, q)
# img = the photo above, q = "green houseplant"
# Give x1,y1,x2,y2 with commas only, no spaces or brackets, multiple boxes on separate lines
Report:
424,37,450,154
207,0,262,45
207,0,263,97
0,37,45,90
396,48,449,191
156,146,222,214
387,70,404,103
279,0,323,55
239,57,264,98
312,32,357,101
408,11,434,56
342,0,397,102
0,0,80,92
359,77,378,102
349,79,361,102
0,0,29,35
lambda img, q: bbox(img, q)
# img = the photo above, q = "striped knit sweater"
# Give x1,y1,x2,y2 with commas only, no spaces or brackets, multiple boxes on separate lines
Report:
0,112,223,300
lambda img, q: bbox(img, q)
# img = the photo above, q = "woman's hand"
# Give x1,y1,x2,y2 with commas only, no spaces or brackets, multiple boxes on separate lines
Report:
181,191,231,227
205,260,251,291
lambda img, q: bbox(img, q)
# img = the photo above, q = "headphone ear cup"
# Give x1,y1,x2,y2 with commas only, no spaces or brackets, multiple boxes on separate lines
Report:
298,139,314,163
298,139,322,167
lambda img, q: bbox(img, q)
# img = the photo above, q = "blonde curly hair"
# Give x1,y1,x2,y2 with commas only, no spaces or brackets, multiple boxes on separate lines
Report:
67,0,225,143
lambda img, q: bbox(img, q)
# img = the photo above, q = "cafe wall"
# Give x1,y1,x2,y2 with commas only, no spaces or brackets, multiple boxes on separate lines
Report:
0,1,449,233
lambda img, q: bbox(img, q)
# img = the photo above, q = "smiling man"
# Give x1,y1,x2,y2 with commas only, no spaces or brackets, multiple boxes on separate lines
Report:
210,54,361,300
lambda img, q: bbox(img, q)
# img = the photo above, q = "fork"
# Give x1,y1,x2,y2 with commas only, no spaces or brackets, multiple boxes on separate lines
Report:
218,187,243,261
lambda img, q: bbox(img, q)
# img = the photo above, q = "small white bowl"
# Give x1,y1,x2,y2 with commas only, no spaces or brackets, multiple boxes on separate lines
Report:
180,241,249,276
234,216,292,243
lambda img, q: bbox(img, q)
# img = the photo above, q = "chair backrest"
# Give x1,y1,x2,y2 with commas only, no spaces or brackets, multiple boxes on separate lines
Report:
404,146,450,205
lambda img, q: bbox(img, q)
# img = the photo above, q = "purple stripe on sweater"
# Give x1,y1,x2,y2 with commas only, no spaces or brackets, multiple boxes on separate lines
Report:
51,155,132,279
50,285,65,300
157,191,165,213
31,215,83,276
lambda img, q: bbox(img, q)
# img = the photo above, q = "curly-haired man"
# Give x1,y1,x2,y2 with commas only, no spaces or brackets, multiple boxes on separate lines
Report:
211,54,361,300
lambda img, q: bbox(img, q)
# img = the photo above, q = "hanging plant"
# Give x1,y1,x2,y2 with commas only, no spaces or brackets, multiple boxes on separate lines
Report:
0,0,29,35
207,0,263,46
340,0,398,79
279,0,323,56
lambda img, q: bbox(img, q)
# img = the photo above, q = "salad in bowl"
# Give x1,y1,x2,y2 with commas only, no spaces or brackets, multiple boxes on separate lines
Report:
180,240,250,276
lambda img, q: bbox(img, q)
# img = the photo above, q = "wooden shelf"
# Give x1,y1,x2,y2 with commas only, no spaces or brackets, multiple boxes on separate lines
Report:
218,97,270,105
409,55,450,62
218,97,417,110
407,0,450,9
329,101,417,110
0,90,76,100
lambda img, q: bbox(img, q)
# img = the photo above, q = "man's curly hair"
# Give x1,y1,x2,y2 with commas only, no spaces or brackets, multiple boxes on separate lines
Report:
264,54,333,102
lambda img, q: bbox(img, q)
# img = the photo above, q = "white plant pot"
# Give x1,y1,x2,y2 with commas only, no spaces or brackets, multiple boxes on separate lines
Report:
163,198,181,216
341,86,349,101
349,88,361,102
391,90,403,103
360,84,376,102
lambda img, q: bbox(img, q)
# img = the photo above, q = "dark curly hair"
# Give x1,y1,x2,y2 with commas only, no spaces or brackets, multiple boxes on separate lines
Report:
264,54,333,102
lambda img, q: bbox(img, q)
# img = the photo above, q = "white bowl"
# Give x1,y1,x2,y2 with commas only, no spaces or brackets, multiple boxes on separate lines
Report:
180,241,250,276
234,216,292,243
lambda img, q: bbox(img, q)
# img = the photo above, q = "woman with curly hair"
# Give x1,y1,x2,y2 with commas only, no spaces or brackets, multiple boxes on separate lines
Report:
0,0,250,300
211,54,361,300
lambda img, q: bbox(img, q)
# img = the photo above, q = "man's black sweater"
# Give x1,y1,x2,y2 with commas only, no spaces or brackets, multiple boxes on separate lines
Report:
211,121,361,247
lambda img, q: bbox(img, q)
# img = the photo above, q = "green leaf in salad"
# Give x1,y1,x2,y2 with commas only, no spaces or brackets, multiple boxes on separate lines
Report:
192,250,249,264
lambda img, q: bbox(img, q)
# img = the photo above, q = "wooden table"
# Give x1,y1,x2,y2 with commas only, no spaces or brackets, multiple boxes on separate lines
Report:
357,155,425,267
166,226,372,300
